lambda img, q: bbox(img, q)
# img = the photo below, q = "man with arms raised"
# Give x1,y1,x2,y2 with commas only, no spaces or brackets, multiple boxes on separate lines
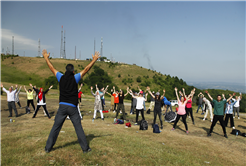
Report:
42,49,100,153
205,91,235,138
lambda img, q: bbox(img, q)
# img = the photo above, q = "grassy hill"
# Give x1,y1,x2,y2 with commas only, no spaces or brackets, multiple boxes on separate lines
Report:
1,55,246,112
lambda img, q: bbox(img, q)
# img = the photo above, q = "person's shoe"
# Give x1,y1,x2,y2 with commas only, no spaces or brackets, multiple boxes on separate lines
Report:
189,116,190,118
201,113,204,115
207,133,211,137
211,120,213,122
20,107,22,109
238,117,240,119
130,113,133,115
102,118,104,121
44,147,50,153
203,118,206,121
196,112,198,113
114,118,116,123
92,118,95,122
232,126,235,129
44,114,47,116
83,148,91,153
16,115,18,117
67,117,70,120
113,111,115,113
193,122,195,125
27,112,30,114
171,128,175,131
224,134,228,138
233,116,235,118
120,111,122,114
161,125,163,129
8,115,12,117
186,131,189,134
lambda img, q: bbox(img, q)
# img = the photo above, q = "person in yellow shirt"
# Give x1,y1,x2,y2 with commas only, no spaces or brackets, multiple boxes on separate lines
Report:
24,85,35,113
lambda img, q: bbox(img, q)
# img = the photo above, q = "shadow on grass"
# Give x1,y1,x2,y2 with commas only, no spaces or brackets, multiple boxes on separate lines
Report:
52,134,112,151
238,125,246,129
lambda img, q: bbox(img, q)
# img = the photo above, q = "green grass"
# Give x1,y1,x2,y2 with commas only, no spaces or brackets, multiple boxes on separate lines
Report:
1,93,246,166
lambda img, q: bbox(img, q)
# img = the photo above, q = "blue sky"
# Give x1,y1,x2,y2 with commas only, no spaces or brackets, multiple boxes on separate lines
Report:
1,1,245,85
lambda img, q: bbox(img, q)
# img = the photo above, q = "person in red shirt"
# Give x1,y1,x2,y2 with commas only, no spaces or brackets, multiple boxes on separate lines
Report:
112,86,119,112
78,83,84,105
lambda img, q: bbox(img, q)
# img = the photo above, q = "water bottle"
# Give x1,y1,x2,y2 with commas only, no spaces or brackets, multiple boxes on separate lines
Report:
10,119,12,123
236,131,238,137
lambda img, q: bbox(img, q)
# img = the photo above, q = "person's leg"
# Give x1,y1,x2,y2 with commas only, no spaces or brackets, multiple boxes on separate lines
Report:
233,107,236,117
17,101,21,108
229,114,234,128
45,105,69,151
30,100,35,111
157,111,163,128
189,108,194,124
218,115,226,135
69,106,90,151
136,109,140,122
115,104,120,119
236,107,240,118
204,106,209,120
153,111,157,126
99,110,104,119
77,104,82,119
10,102,18,116
208,106,213,121
224,114,229,127
196,105,201,113
42,105,51,118
27,100,30,108
8,102,12,117
93,109,97,119
122,104,126,120
33,105,41,118
181,114,188,131
140,109,145,120
173,114,181,129
114,103,116,111
101,99,104,111
209,115,218,134
186,107,190,116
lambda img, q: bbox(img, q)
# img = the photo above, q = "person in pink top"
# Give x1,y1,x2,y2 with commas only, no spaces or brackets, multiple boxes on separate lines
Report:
171,87,190,134
183,88,196,125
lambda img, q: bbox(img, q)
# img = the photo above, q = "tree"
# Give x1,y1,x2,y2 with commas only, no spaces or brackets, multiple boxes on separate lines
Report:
43,76,58,90
136,76,142,83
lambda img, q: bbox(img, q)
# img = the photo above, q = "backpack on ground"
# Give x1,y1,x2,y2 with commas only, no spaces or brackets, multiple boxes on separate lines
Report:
139,120,148,130
164,110,177,123
231,129,241,136
153,124,160,133
147,109,150,114
116,119,124,124
125,122,131,127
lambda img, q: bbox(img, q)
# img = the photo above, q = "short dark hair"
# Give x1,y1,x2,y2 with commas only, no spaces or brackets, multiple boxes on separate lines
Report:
66,64,74,72
217,95,222,97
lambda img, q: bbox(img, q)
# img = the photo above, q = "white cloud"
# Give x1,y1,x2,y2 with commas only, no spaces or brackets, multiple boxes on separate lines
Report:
1,28,53,52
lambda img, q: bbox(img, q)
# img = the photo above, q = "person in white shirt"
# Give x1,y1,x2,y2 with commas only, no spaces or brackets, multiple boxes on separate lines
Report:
1,84,19,117
130,89,147,123
202,96,213,122
232,93,242,119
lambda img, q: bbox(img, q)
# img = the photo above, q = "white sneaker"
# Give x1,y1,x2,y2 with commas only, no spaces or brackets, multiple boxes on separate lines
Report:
233,117,235,118
113,111,115,113
120,111,122,114
139,114,141,116
203,118,205,121
189,116,191,118
232,127,235,129
211,120,213,122
130,113,133,115
114,118,116,123
238,117,240,119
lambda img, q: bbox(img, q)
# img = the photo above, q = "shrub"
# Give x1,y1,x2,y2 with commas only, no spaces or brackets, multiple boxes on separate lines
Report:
136,76,141,83
118,74,121,78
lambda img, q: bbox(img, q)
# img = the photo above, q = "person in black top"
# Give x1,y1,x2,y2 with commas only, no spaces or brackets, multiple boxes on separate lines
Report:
42,49,100,153
115,87,129,121
147,87,165,129
30,83,53,119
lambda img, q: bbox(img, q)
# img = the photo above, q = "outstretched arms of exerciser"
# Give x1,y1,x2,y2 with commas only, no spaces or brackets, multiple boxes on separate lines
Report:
42,49,58,76
43,49,100,78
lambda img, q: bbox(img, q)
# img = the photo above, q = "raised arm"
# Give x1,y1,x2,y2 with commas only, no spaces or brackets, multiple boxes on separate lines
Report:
95,84,99,91
90,86,96,97
146,86,155,99
113,86,115,94
103,85,109,95
222,94,226,100
17,86,22,93
226,93,236,102
124,87,129,96
42,49,58,76
175,87,180,102
205,91,213,101
197,92,202,98
80,51,100,78
24,85,28,93
182,88,186,99
78,83,83,91
1,84,8,93
160,89,165,100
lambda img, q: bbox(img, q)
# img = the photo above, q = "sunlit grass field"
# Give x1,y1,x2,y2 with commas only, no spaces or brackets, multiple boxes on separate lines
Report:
1,91,246,166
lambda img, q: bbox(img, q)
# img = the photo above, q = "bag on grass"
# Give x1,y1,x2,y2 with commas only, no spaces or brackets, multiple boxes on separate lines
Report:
115,119,124,124
139,120,148,130
164,110,177,123
125,122,131,127
146,109,150,114
231,129,241,136
153,124,160,133
241,133,246,137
